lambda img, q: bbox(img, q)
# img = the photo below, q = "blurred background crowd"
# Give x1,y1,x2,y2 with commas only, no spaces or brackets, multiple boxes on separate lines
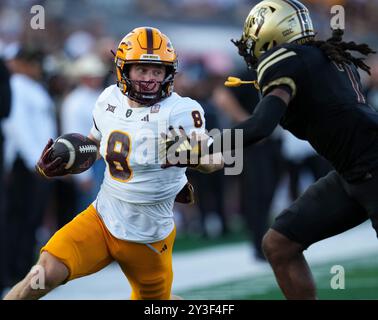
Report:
0,0,378,296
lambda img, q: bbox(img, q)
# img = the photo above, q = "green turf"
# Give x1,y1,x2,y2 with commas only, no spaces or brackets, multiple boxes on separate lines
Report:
177,253,378,300
173,230,249,253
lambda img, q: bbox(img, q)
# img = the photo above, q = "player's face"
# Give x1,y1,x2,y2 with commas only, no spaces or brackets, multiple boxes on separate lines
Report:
129,64,166,93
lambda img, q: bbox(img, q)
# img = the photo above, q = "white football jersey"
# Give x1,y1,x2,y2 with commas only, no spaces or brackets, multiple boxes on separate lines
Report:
90,85,206,242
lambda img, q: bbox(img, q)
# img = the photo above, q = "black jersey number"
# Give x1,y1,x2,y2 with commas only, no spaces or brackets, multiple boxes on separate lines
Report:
106,131,133,182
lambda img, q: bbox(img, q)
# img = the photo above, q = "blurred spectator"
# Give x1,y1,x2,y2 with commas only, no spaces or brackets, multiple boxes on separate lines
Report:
42,52,76,232
0,57,11,296
2,46,57,289
94,36,117,88
43,53,73,102
281,130,332,201
60,54,107,214
64,31,95,59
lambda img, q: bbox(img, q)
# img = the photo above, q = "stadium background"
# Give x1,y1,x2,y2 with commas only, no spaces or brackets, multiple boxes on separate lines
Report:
1,0,378,299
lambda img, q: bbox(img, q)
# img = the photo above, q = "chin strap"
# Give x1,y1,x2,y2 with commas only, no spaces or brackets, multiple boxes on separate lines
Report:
224,76,260,90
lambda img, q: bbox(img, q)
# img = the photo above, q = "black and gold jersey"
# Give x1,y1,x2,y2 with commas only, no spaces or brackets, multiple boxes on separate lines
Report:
256,43,378,182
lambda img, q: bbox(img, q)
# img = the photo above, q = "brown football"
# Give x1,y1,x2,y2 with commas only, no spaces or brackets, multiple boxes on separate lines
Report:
50,133,98,174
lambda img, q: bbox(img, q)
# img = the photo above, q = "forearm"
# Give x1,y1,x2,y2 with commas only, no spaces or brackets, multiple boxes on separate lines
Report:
209,95,287,154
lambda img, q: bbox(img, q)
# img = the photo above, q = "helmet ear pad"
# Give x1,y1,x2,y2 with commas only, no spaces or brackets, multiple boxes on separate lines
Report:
162,65,176,97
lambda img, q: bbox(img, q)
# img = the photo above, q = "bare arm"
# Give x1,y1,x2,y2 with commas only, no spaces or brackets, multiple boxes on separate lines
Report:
196,87,290,171
208,86,291,154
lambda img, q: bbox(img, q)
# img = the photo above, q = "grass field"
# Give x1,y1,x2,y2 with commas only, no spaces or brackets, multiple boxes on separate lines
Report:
41,221,378,300
174,231,249,253
177,254,378,300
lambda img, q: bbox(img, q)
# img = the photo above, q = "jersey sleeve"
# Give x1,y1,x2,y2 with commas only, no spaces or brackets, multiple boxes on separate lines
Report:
169,98,206,135
90,117,101,141
90,103,102,141
257,46,304,98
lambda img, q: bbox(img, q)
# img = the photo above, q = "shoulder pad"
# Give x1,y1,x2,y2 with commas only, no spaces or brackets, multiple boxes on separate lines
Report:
257,45,304,97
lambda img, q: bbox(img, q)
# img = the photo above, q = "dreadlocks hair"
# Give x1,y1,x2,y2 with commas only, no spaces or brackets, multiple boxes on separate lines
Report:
306,29,376,75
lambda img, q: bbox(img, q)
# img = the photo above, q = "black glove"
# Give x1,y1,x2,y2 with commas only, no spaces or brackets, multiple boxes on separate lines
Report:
175,182,195,204
35,139,67,178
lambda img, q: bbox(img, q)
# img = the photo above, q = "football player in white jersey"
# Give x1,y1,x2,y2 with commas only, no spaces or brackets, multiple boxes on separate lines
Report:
4,27,223,300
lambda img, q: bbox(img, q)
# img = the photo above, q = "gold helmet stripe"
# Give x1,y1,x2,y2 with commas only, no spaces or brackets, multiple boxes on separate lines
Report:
258,51,297,83
285,0,308,11
281,0,304,34
146,27,154,54
282,0,313,36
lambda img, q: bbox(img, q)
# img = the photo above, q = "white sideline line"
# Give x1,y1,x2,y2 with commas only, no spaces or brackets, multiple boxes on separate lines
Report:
43,221,378,300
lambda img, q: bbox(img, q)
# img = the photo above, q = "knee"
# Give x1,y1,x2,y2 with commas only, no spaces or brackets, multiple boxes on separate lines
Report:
262,229,303,264
35,252,69,291
3,252,69,300
261,230,279,261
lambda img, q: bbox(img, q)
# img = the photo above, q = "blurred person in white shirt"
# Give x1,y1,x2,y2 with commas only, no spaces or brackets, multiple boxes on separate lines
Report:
60,54,107,212
1,46,57,290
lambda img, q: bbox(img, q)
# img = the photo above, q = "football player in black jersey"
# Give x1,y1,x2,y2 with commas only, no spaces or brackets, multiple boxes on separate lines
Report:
163,0,377,299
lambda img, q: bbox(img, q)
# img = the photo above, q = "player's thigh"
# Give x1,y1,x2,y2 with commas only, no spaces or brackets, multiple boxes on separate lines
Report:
271,171,368,249
114,227,176,300
41,205,113,281
341,168,378,233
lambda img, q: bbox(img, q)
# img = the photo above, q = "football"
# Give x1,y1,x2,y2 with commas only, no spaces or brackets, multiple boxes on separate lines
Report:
49,133,98,174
